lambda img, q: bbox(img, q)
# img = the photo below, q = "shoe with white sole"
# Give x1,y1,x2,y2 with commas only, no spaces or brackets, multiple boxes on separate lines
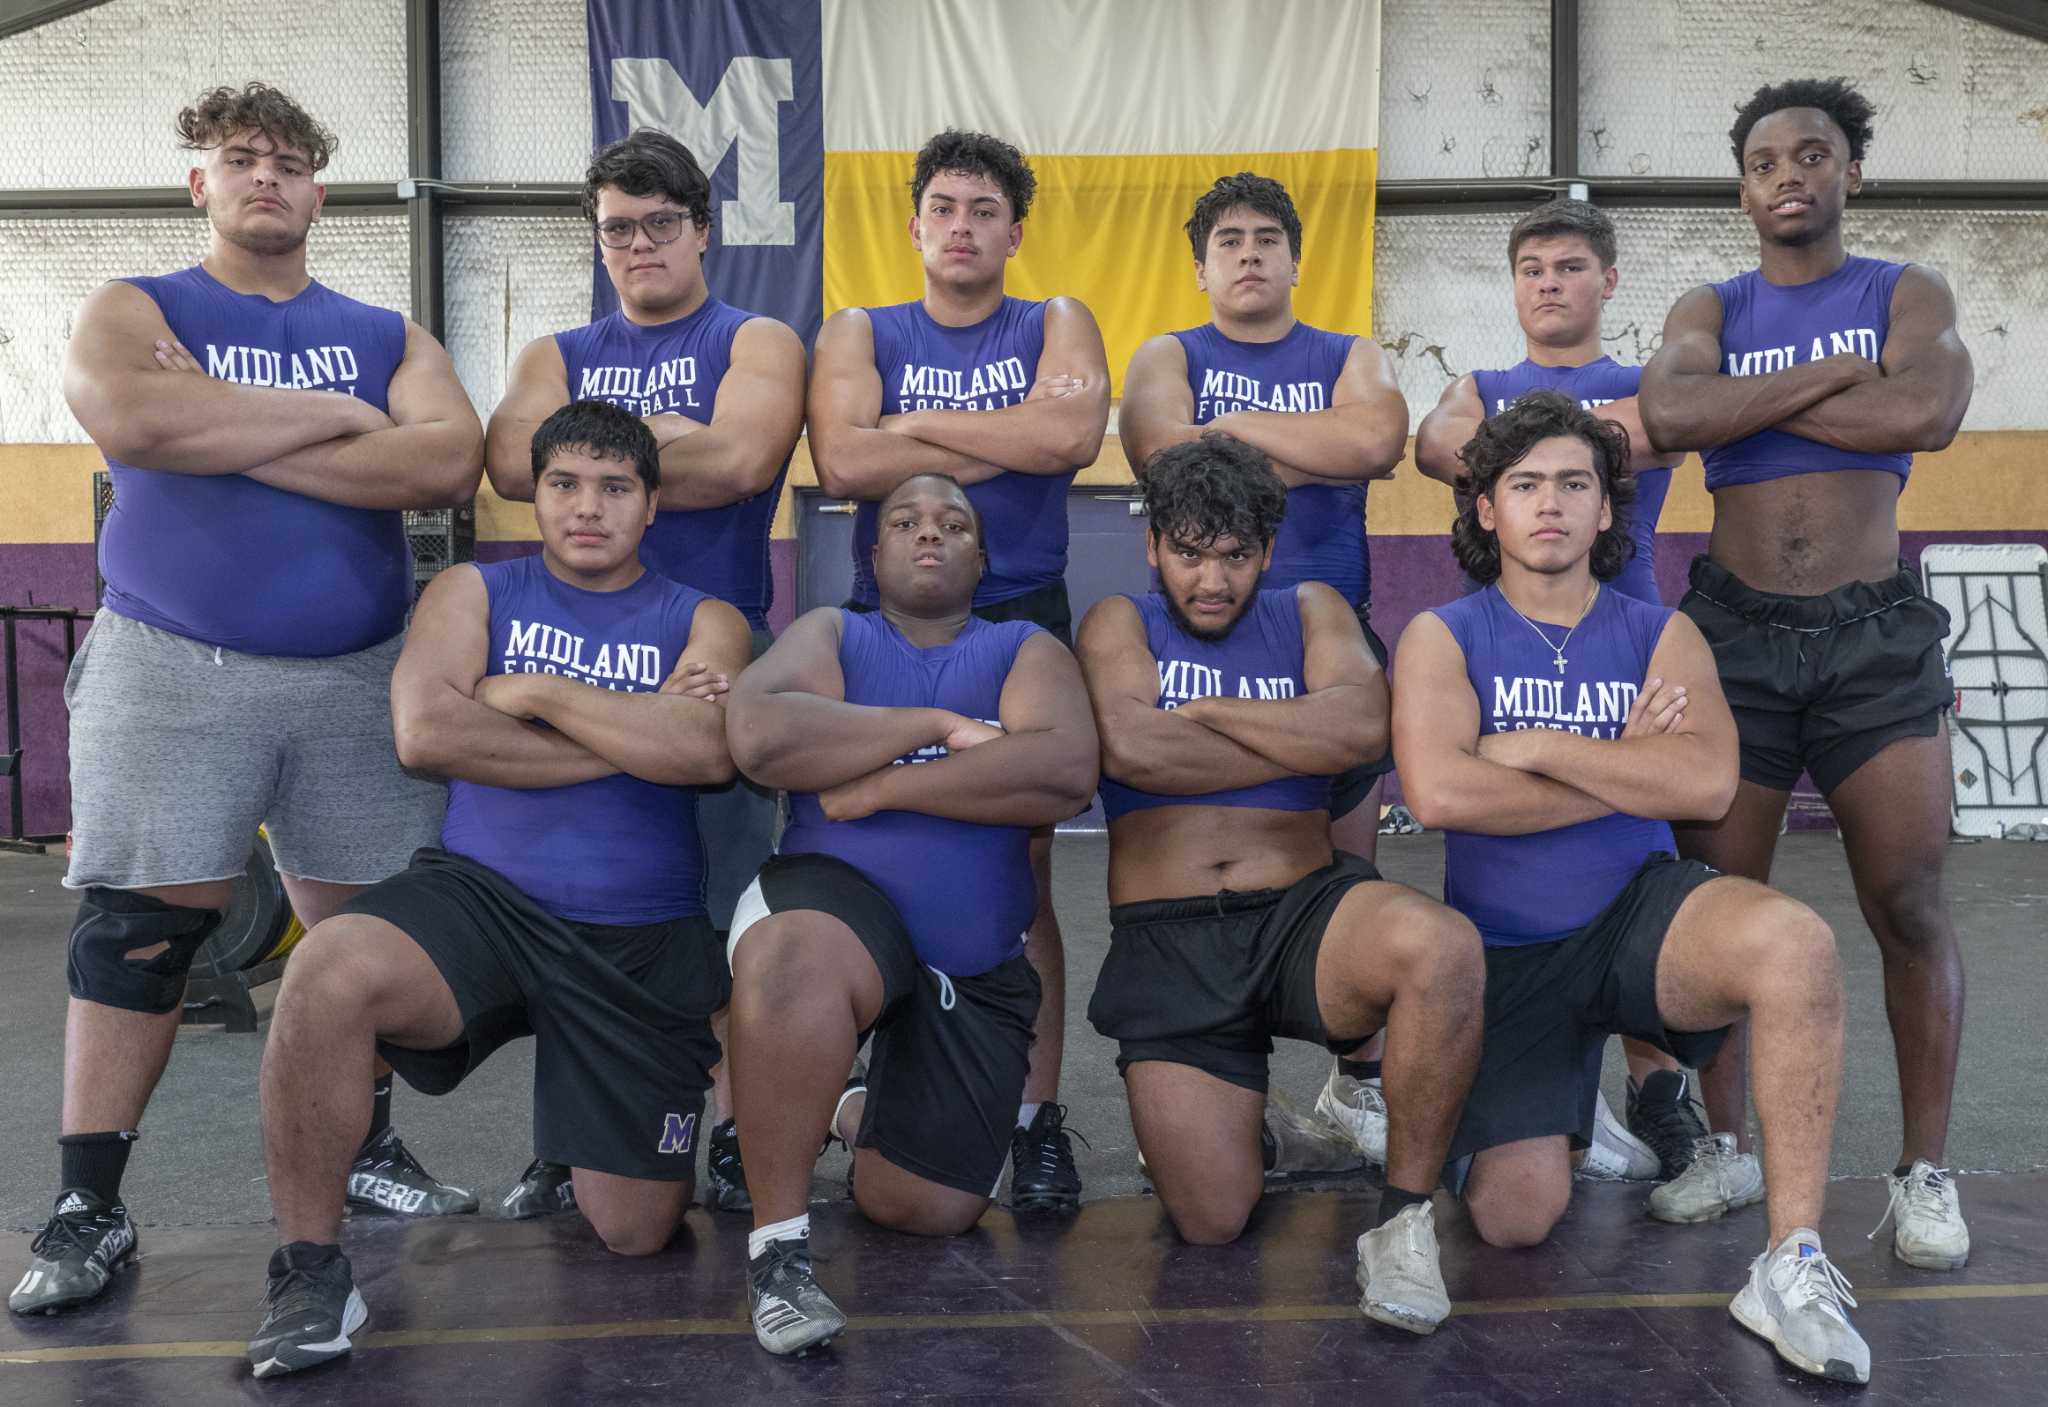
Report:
1871,1160,1969,1269
248,1243,369,1379
1648,1132,1764,1223
1576,1091,1661,1181
1315,1063,1388,1166
1355,1201,1449,1335
1729,1228,1870,1384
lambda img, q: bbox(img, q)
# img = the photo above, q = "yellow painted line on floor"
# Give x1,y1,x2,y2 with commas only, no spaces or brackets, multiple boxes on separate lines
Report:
7,1281,2048,1366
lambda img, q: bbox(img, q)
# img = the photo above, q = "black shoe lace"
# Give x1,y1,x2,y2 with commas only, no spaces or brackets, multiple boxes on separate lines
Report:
1016,1104,1090,1177
258,1262,342,1324
751,1238,826,1296
1635,1094,1709,1167
30,1210,108,1259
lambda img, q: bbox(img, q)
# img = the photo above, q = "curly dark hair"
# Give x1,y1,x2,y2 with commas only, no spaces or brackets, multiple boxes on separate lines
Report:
531,400,660,494
1508,197,1616,269
582,128,713,229
176,83,337,171
1729,77,1875,170
910,130,1036,221
1453,390,1635,584
1141,433,1288,551
1185,171,1304,262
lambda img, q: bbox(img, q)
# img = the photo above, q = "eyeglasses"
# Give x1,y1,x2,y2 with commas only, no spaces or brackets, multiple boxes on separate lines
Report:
594,211,693,249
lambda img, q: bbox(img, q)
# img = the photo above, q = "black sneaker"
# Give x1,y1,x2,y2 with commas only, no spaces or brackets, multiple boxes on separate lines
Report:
248,1243,368,1379
1626,1070,1712,1182
704,1120,752,1212
347,1127,479,1216
1009,1104,1083,1212
747,1237,845,1356
8,1190,137,1315
499,1159,578,1220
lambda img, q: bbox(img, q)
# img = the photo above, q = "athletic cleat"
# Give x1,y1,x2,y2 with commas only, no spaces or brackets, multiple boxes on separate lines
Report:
1315,1062,1388,1166
1010,1103,1084,1212
748,1237,846,1356
347,1126,478,1217
248,1244,369,1379
1871,1159,1970,1269
500,1159,578,1220
705,1121,751,1212
1626,1069,1711,1181
1265,1088,1364,1178
1729,1228,1870,1384
1355,1201,1449,1335
1648,1132,1764,1223
1577,1091,1661,1181
9,1190,137,1316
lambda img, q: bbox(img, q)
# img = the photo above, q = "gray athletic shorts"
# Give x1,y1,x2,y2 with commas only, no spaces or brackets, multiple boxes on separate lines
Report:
697,626,782,929
63,609,445,890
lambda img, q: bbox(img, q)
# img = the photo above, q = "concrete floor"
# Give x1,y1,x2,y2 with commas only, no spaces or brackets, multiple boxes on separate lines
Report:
1,830,2043,1233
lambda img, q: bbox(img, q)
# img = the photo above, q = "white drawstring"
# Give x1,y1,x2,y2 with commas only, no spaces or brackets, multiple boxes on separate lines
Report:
927,965,956,1011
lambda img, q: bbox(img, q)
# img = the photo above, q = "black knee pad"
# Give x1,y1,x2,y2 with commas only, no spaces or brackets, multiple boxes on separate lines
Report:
65,886,224,1014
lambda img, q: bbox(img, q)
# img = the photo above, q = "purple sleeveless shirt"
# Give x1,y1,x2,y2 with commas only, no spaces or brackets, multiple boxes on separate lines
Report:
1433,585,1676,947
780,611,1041,975
1471,356,1669,604
1098,586,1332,821
1172,321,1371,606
1704,255,1911,491
439,556,710,924
554,298,787,628
850,297,1063,608
99,266,411,656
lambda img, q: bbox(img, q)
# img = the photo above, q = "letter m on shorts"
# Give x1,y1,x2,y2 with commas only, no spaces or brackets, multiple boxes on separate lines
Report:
658,1111,698,1155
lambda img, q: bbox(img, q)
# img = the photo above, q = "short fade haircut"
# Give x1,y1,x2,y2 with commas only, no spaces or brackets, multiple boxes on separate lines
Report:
1141,433,1289,550
582,128,713,229
1185,171,1304,262
1508,198,1617,269
1453,390,1636,584
910,130,1036,222
530,400,660,495
881,471,985,542
1729,77,1875,169
176,83,337,172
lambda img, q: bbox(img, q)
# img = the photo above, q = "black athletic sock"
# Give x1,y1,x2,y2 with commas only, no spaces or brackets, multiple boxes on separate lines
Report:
1373,1184,1432,1228
1893,1163,1914,1179
359,1075,394,1153
58,1131,138,1206
273,1240,343,1275
1338,1057,1382,1082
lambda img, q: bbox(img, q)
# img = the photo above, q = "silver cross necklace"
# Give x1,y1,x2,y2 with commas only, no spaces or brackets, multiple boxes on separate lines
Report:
1496,582,1599,675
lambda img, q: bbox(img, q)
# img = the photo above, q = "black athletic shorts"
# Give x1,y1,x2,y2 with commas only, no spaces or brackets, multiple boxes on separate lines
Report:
346,848,725,1182
1089,851,1383,1093
730,852,1040,1199
845,578,1073,650
1446,856,1727,1169
1329,604,1394,819
1679,556,1952,794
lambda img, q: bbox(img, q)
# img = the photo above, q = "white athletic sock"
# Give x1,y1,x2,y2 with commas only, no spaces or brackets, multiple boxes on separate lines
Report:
1017,1102,1042,1131
749,1214,809,1261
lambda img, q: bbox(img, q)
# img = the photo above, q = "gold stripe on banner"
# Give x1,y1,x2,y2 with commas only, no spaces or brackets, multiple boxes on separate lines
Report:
822,148,1379,396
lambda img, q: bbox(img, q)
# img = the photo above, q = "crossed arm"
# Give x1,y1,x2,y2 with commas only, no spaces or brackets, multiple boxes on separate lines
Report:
1392,609,1738,836
63,281,483,509
1077,583,1386,796
1415,373,1674,488
485,317,807,511
1119,334,1407,488
725,610,1098,825
1639,267,1972,456
807,298,1110,499
391,565,750,789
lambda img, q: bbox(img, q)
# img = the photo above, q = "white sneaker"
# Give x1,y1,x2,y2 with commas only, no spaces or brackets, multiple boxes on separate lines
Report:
1648,1132,1764,1223
1315,1063,1388,1166
1729,1228,1870,1384
1264,1089,1364,1178
1355,1201,1449,1335
1871,1160,1969,1269
1576,1091,1661,1181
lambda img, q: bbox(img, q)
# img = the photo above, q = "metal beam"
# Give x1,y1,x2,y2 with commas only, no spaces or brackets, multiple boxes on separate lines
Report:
0,0,111,40
405,0,445,337
1549,0,1580,181
0,183,401,218
1375,176,2048,215
1921,0,2048,44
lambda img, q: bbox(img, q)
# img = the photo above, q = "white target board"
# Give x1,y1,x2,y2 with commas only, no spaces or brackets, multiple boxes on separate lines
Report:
1920,544,2048,838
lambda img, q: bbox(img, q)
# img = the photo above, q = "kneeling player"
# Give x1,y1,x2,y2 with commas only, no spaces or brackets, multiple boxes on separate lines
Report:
723,473,1098,1355
245,403,750,1377
1078,435,1484,1335
1397,391,1867,1384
